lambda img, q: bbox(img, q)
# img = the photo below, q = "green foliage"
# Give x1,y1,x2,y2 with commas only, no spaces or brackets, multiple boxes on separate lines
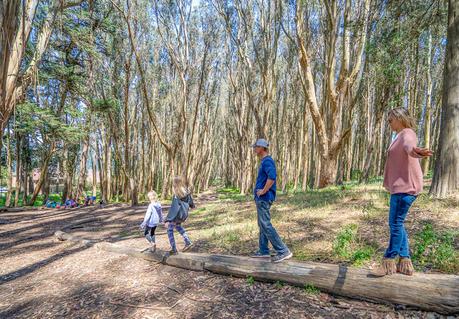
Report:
224,232,240,243
412,224,459,273
217,187,241,194
351,246,376,267
350,169,362,181
303,283,320,295
246,276,255,285
361,200,378,221
217,187,251,202
0,193,62,207
333,224,358,258
92,98,120,113
15,102,83,143
332,224,376,266
191,207,207,214
274,281,284,289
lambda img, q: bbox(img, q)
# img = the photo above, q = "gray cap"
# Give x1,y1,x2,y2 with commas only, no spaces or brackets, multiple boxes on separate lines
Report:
252,138,269,148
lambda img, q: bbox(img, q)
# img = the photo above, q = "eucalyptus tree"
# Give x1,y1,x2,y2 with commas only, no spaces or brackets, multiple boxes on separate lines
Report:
430,0,459,197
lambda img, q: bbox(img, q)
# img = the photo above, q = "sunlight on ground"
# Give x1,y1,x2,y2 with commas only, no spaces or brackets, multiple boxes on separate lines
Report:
187,183,459,273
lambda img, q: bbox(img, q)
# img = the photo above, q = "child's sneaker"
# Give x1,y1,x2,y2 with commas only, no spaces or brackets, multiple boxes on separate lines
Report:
182,242,194,252
168,249,178,255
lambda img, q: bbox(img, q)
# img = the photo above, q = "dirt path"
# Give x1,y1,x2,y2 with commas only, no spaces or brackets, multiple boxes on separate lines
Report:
0,201,445,319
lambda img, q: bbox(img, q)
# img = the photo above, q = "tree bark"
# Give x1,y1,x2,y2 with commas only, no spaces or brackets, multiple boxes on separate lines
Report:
76,136,90,199
28,141,55,205
430,0,459,197
4,126,13,207
422,31,433,174
13,132,21,207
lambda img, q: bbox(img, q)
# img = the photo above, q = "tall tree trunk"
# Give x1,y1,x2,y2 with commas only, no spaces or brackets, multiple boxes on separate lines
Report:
430,0,459,197
28,142,55,205
92,152,97,197
422,31,433,174
76,136,89,199
5,126,13,207
14,133,21,206
21,136,30,205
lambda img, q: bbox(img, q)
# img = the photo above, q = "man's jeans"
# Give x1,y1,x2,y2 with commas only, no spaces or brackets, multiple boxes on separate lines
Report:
384,193,417,259
255,199,289,255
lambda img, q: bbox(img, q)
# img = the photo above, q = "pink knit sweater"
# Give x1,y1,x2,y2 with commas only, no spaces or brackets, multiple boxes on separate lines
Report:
383,128,423,195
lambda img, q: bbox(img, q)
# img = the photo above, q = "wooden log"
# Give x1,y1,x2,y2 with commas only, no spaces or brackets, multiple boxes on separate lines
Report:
54,231,459,314
203,255,459,315
94,242,164,263
54,230,93,246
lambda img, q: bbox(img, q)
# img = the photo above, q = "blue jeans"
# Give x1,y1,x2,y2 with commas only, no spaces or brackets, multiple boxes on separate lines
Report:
255,200,289,255
384,193,417,259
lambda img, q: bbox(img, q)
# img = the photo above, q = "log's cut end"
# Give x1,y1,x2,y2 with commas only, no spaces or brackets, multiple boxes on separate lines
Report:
54,230,93,246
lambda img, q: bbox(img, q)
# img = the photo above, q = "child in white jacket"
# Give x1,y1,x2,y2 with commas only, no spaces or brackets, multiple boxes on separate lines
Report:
140,191,163,252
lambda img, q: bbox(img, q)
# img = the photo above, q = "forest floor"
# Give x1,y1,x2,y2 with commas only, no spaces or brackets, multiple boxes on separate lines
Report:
0,183,458,319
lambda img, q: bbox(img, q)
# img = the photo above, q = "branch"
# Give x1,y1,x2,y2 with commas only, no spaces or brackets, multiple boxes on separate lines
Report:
110,0,172,152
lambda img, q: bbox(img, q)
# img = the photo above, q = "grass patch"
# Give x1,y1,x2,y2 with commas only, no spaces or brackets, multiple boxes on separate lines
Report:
360,200,379,221
246,276,255,285
0,193,64,207
217,187,251,201
119,230,138,238
412,223,459,273
217,187,241,194
332,224,376,266
173,180,458,275
191,207,207,215
274,281,284,289
304,283,320,295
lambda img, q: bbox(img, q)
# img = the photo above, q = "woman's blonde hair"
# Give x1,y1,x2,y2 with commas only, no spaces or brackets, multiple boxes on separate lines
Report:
172,176,189,198
147,190,158,202
388,107,416,129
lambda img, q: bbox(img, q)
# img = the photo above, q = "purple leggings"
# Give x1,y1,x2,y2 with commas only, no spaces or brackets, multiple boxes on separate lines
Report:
167,222,191,252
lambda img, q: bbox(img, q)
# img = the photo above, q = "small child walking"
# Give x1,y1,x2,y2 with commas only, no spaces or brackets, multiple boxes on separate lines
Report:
165,176,195,254
140,191,163,252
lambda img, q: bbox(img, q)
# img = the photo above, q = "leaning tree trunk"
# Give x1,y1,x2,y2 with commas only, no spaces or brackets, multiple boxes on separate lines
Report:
430,0,459,197
28,142,55,205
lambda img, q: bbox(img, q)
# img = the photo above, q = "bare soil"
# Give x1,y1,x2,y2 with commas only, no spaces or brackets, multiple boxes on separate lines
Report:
0,195,453,319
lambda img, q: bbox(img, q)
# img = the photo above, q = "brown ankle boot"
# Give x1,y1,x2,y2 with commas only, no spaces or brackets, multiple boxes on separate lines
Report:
370,258,397,277
397,257,414,276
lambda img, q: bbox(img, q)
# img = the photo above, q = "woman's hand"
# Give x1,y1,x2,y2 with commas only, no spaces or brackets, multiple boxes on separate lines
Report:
413,147,433,158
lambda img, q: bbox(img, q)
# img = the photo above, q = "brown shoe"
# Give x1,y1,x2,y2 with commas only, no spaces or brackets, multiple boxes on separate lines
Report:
397,257,414,276
370,258,397,277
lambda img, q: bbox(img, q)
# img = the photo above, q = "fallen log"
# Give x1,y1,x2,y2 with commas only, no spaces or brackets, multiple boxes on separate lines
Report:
55,230,93,246
54,230,459,315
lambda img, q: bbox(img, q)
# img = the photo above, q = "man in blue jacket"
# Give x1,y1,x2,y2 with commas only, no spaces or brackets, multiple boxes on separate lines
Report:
252,139,292,263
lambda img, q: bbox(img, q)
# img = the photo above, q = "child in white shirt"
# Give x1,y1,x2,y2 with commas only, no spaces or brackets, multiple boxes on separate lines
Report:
140,191,163,252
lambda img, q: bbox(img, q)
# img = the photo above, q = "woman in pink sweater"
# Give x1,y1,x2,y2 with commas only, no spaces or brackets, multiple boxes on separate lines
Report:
371,108,433,277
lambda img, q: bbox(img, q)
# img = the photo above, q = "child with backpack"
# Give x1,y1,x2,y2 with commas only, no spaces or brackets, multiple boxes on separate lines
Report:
165,176,195,254
140,191,163,252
